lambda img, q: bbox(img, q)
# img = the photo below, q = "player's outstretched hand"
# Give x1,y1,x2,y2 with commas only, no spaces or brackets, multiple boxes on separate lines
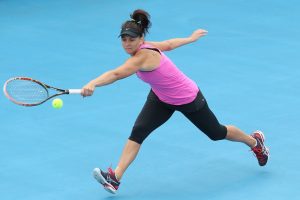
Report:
189,29,208,42
81,81,96,97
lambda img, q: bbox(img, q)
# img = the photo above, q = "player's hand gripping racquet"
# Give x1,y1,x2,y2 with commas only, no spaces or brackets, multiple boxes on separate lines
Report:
3,77,82,106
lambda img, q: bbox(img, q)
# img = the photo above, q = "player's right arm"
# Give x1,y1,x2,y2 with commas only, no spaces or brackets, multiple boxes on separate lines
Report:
146,29,208,51
81,50,147,97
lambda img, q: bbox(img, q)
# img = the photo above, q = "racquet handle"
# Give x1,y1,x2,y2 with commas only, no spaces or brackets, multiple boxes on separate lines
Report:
68,89,82,94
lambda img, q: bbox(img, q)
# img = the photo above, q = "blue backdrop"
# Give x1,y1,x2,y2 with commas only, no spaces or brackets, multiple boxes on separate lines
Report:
1,0,299,199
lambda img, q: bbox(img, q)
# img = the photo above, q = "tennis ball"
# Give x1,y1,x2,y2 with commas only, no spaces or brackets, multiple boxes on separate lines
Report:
52,98,63,109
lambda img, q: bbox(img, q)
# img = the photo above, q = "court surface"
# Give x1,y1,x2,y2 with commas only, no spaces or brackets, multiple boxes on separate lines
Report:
1,1,300,200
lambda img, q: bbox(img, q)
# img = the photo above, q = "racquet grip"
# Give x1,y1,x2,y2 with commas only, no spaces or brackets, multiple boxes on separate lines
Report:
68,89,82,94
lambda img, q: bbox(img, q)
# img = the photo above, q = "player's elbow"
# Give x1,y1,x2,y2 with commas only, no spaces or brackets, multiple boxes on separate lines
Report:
164,41,173,51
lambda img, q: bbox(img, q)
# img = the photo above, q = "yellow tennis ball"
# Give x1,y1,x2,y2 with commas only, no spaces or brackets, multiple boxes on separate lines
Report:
52,98,63,109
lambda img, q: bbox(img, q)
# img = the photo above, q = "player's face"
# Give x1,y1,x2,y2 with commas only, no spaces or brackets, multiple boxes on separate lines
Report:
121,36,144,55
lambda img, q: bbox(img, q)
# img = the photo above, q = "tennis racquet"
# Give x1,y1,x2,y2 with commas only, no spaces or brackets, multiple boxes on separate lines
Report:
3,77,82,106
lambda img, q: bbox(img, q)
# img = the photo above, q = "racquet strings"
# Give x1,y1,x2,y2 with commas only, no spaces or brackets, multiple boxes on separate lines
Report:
5,79,49,104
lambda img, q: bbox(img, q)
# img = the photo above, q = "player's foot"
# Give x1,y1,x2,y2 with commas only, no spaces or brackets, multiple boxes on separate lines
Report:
251,130,269,166
93,167,120,194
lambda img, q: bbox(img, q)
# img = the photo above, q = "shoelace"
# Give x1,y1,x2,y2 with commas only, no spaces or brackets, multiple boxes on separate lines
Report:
106,168,120,185
108,167,114,175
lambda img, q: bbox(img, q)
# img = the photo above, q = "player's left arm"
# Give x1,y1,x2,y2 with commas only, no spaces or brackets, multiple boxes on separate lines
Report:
81,52,145,96
146,29,208,51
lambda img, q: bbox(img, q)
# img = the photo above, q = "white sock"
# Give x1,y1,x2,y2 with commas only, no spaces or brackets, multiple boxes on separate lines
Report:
115,174,120,182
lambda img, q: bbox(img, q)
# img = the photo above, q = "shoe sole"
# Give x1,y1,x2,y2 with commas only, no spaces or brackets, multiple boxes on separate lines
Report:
93,168,117,194
259,147,270,166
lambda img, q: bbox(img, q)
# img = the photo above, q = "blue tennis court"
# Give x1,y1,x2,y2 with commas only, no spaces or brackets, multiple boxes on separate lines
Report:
1,0,299,199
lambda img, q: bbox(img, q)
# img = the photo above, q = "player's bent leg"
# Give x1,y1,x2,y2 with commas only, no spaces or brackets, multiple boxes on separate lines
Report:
182,101,270,166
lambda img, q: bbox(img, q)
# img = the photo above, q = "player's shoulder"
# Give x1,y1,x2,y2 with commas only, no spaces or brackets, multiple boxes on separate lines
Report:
136,48,161,62
144,41,159,49
130,49,149,65
144,41,170,52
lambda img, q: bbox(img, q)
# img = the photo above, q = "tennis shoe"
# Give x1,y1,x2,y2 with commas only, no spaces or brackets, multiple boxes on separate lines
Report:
251,130,269,166
93,167,120,194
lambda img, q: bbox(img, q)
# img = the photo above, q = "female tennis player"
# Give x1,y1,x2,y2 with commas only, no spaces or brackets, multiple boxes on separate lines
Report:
81,9,269,194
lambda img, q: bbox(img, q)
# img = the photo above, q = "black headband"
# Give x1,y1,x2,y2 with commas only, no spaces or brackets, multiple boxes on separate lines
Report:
119,27,140,38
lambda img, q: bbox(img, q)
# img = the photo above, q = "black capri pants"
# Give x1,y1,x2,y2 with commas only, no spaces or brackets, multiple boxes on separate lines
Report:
129,90,227,144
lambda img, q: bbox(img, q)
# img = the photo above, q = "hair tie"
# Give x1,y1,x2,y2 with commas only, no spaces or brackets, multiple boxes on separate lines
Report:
130,19,141,25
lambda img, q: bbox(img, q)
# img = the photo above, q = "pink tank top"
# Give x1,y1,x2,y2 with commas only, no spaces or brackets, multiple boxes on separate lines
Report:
136,43,199,105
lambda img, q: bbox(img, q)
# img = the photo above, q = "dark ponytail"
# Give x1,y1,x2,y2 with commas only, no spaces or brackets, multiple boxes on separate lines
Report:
120,9,152,38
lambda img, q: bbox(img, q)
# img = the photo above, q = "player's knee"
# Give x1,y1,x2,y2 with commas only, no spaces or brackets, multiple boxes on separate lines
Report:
128,136,143,144
129,124,149,144
208,134,225,141
206,125,227,141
